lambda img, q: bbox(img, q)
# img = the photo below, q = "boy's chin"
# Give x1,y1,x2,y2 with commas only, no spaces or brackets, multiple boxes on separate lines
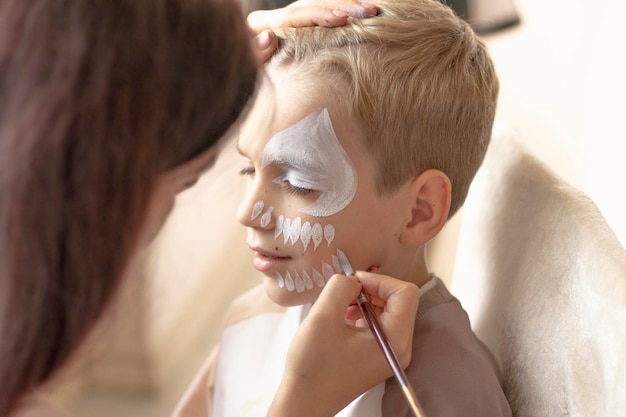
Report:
263,278,321,307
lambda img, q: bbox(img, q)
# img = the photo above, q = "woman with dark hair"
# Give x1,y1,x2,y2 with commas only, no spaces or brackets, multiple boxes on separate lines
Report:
0,0,256,414
0,1,419,416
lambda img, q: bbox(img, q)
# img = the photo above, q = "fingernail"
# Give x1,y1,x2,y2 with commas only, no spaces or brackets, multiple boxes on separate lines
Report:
257,30,270,49
332,9,349,18
360,1,377,15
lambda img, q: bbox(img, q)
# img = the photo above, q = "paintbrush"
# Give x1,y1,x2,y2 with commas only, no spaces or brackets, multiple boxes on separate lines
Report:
335,249,426,417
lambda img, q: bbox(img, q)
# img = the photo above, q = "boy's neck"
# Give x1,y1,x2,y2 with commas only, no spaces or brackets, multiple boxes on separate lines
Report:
383,246,433,289
412,258,433,288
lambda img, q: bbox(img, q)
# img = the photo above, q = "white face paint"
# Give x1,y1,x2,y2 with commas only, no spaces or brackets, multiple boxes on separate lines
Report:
273,212,335,252
261,108,357,217
276,257,342,293
252,201,274,228
250,109,357,294
251,200,264,221
250,200,340,294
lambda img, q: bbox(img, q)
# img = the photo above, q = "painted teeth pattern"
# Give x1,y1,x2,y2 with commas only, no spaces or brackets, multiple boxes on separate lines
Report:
283,218,291,244
324,224,335,247
300,222,312,251
284,271,295,292
312,223,323,250
260,206,273,228
322,262,335,280
332,255,341,274
275,215,284,239
251,201,336,252
302,271,314,290
295,271,305,293
289,217,301,245
312,269,325,287
280,216,334,251
252,201,344,294
251,201,264,221
279,259,343,293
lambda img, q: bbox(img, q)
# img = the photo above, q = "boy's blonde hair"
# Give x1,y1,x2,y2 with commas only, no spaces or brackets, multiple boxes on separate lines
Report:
270,0,499,218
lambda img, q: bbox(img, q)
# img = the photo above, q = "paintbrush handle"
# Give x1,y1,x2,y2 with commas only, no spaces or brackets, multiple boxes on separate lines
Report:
357,293,427,417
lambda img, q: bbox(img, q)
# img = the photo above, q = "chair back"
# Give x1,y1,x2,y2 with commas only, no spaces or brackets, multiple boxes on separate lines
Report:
451,130,626,417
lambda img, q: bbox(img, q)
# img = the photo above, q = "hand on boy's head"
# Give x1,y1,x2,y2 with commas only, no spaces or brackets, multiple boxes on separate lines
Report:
251,1,377,64
254,30,279,65
247,0,378,33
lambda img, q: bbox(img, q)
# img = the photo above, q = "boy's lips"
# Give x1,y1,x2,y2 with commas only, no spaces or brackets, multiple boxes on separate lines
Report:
249,245,292,273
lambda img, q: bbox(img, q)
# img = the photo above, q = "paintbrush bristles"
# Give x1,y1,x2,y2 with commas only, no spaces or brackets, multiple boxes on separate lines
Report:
336,248,355,276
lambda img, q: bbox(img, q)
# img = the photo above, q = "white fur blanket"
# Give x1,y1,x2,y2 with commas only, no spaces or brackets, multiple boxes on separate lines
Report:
451,128,626,417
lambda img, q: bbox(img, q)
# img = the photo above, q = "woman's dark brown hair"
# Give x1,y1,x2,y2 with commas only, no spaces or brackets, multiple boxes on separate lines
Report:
0,0,257,414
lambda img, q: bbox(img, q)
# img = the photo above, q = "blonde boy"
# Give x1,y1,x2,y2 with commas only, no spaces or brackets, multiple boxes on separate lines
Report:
176,0,510,416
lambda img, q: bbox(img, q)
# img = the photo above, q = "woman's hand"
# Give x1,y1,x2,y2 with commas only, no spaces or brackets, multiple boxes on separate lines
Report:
268,272,420,417
251,0,378,63
248,0,377,33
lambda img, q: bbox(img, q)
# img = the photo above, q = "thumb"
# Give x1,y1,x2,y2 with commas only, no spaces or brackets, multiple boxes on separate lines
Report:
312,274,361,317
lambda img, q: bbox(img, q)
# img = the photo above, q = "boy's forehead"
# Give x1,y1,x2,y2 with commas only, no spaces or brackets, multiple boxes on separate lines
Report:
238,73,332,150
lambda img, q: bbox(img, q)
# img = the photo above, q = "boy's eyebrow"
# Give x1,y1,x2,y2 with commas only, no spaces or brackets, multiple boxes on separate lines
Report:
235,139,319,173
275,158,320,174
263,148,323,175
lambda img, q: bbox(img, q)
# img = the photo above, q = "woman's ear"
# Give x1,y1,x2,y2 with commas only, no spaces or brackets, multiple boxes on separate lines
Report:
399,169,451,247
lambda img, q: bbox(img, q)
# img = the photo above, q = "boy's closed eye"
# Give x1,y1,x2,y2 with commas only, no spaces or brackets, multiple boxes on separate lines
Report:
272,171,319,197
280,180,316,196
239,162,319,197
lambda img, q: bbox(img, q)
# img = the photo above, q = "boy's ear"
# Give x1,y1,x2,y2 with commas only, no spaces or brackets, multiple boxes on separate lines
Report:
399,169,451,247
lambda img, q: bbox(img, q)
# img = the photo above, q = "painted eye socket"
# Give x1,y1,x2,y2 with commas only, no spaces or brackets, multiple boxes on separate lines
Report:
273,171,318,197
282,180,315,196
239,166,314,196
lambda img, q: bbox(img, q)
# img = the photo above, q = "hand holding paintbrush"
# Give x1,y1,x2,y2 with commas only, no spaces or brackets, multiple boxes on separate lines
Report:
336,249,427,417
